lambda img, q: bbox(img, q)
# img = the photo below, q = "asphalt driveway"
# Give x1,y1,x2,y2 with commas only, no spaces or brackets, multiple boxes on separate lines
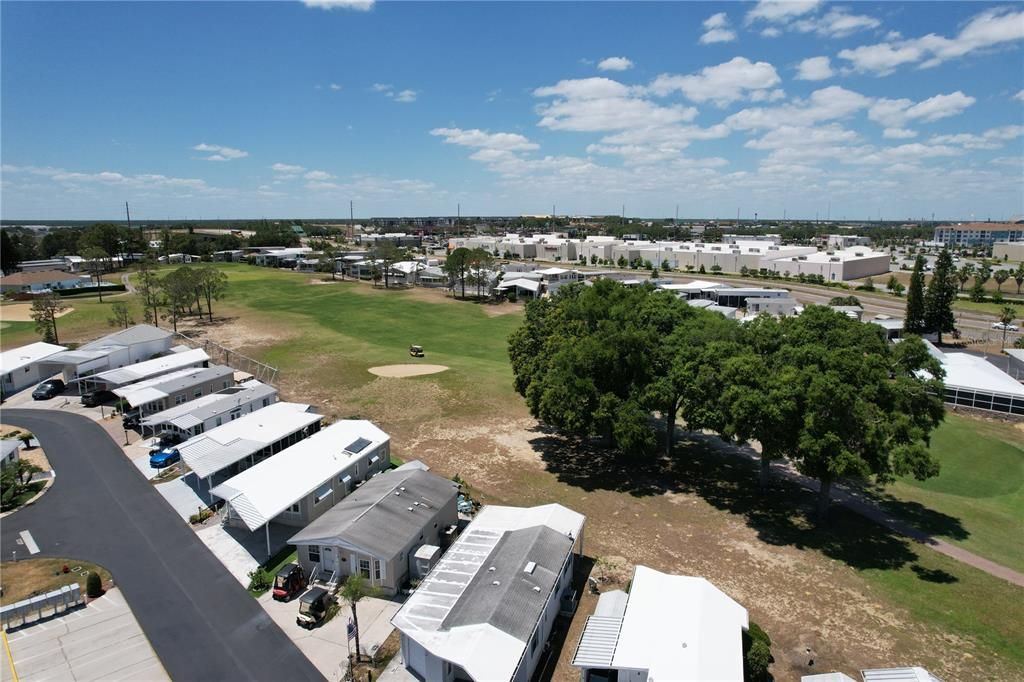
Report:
0,409,325,682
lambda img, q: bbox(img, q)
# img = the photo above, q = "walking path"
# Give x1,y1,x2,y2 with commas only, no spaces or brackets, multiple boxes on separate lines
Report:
703,432,1024,588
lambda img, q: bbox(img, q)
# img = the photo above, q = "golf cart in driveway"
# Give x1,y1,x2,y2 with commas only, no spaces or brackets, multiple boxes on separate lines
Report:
272,563,306,602
296,587,331,629
409,344,424,357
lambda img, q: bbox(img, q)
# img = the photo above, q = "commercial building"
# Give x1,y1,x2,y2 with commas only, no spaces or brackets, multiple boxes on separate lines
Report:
572,566,749,682
762,247,891,282
933,221,1024,247
0,342,67,397
210,419,390,557
37,325,174,384
288,462,458,595
139,381,278,438
177,402,323,481
392,503,585,682
993,241,1024,262
926,347,1024,415
826,234,871,249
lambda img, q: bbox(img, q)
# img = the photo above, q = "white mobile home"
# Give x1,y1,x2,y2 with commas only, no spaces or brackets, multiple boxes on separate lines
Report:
0,342,67,397
113,365,234,416
572,566,749,682
392,504,585,682
84,347,210,391
288,463,458,595
36,325,173,384
139,381,278,438
177,402,323,482
210,419,391,557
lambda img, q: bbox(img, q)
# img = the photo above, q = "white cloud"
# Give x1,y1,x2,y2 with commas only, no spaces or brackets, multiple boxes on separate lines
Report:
271,162,306,173
534,77,697,132
746,0,821,24
329,83,342,91
534,77,631,100
796,56,833,81
930,125,1024,150
597,56,634,71
699,13,736,44
727,86,872,131
1013,89,1024,102
394,89,417,103
371,83,392,92
840,7,1024,74
372,83,417,102
430,128,539,152
883,128,917,139
868,91,976,128
304,170,335,181
647,57,781,106
761,27,782,38
302,0,374,10
792,8,880,37
192,143,248,161
3,164,215,193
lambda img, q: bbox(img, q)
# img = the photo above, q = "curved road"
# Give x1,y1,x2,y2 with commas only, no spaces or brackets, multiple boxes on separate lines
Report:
0,410,324,682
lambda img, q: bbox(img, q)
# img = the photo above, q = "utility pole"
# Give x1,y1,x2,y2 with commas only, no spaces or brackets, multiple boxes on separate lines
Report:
675,204,679,225
125,202,135,263
349,200,353,225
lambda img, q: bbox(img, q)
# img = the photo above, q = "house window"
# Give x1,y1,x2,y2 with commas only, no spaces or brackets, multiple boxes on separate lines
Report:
262,398,270,407
287,503,300,514
314,483,332,505
359,559,371,579
194,390,203,398
309,545,321,563
530,630,539,654
374,560,381,580
175,395,185,405
215,417,222,427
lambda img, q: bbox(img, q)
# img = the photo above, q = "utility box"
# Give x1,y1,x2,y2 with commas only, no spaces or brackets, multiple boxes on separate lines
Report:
412,545,441,580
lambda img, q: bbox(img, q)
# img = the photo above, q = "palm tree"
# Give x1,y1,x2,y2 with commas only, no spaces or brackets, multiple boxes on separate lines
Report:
994,269,1009,293
998,306,1018,354
340,574,381,664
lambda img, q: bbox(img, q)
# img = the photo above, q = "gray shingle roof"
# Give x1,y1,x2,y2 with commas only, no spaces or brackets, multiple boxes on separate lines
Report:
288,467,457,559
80,324,172,350
441,525,572,641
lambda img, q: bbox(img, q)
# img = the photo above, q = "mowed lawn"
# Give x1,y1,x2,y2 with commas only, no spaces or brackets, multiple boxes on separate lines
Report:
884,414,1024,573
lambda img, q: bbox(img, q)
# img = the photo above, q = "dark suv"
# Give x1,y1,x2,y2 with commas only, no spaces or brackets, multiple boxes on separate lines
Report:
32,379,65,400
81,389,116,407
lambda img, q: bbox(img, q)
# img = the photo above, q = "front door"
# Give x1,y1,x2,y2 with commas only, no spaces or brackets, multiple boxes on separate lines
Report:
321,546,337,572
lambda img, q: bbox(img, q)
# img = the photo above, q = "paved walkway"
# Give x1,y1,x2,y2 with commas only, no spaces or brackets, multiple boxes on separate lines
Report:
0,410,324,682
697,431,1024,588
4,588,168,682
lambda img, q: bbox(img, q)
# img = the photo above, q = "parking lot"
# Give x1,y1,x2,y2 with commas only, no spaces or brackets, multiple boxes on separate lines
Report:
3,588,168,682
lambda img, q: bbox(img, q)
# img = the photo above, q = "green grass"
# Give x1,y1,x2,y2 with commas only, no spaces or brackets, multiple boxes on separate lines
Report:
248,546,298,597
883,414,1024,573
1,295,139,350
950,298,1024,317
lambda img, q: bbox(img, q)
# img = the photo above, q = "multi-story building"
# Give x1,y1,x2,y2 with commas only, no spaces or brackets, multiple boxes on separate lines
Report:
933,222,1024,247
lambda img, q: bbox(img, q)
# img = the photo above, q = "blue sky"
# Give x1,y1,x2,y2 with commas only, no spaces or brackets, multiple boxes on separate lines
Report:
2,0,1022,220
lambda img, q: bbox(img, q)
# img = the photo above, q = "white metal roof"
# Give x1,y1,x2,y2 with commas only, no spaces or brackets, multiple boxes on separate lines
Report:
209,420,389,531
496,278,541,292
861,668,943,682
93,347,209,387
79,324,171,350
140,382,277,430
941,352,1024,396
178,402,321,479
573,566,748,681
0,342,66,373
392,504,584,682
112,365,231,407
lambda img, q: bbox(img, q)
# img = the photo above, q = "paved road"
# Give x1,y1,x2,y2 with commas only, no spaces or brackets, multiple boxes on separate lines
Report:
0,409,325,682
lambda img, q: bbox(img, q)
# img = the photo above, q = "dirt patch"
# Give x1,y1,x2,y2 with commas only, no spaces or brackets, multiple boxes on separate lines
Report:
368,364,449,378
0,303,74,322
174,312,299,352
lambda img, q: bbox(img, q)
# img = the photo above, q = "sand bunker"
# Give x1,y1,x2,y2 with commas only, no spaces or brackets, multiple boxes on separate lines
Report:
0,304,75,322
368,364,449,378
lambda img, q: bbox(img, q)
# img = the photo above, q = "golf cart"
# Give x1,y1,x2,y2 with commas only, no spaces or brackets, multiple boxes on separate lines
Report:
272,563,306,602
409,344,424,358
296,587,331,629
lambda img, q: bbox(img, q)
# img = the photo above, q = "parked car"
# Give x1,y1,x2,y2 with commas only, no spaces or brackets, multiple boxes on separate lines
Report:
122,412,141,430
992,322,1020,332
32,379,65,400
149,447,180,469
296,587,330,629
149,432,183,453
80,389,116,407
272,564,307,602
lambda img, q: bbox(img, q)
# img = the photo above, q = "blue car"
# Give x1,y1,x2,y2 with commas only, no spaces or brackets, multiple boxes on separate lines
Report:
149,447,180,469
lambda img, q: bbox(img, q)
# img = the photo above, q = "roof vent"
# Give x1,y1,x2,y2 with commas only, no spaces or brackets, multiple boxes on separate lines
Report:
488,566,496,572
533,586,541,592
492,580,501,586
407,507,414,512
400,487,406,491
524,561,537,575
394,491,400,496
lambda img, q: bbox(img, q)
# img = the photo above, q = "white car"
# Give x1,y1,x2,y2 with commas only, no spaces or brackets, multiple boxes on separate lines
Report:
991,322,1019,332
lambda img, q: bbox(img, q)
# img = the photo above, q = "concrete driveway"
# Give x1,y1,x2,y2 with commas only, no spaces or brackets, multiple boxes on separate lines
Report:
4,588,167,682
0,409,324,682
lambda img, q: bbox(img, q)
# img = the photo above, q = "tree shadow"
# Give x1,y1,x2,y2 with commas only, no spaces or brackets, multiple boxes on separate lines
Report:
533,429,927,573
911,564,959,584
850,485,969,542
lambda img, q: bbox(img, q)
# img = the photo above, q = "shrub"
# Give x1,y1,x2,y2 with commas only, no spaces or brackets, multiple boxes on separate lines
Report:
247,567,272,592
743,621,773,682
86,571,104,598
